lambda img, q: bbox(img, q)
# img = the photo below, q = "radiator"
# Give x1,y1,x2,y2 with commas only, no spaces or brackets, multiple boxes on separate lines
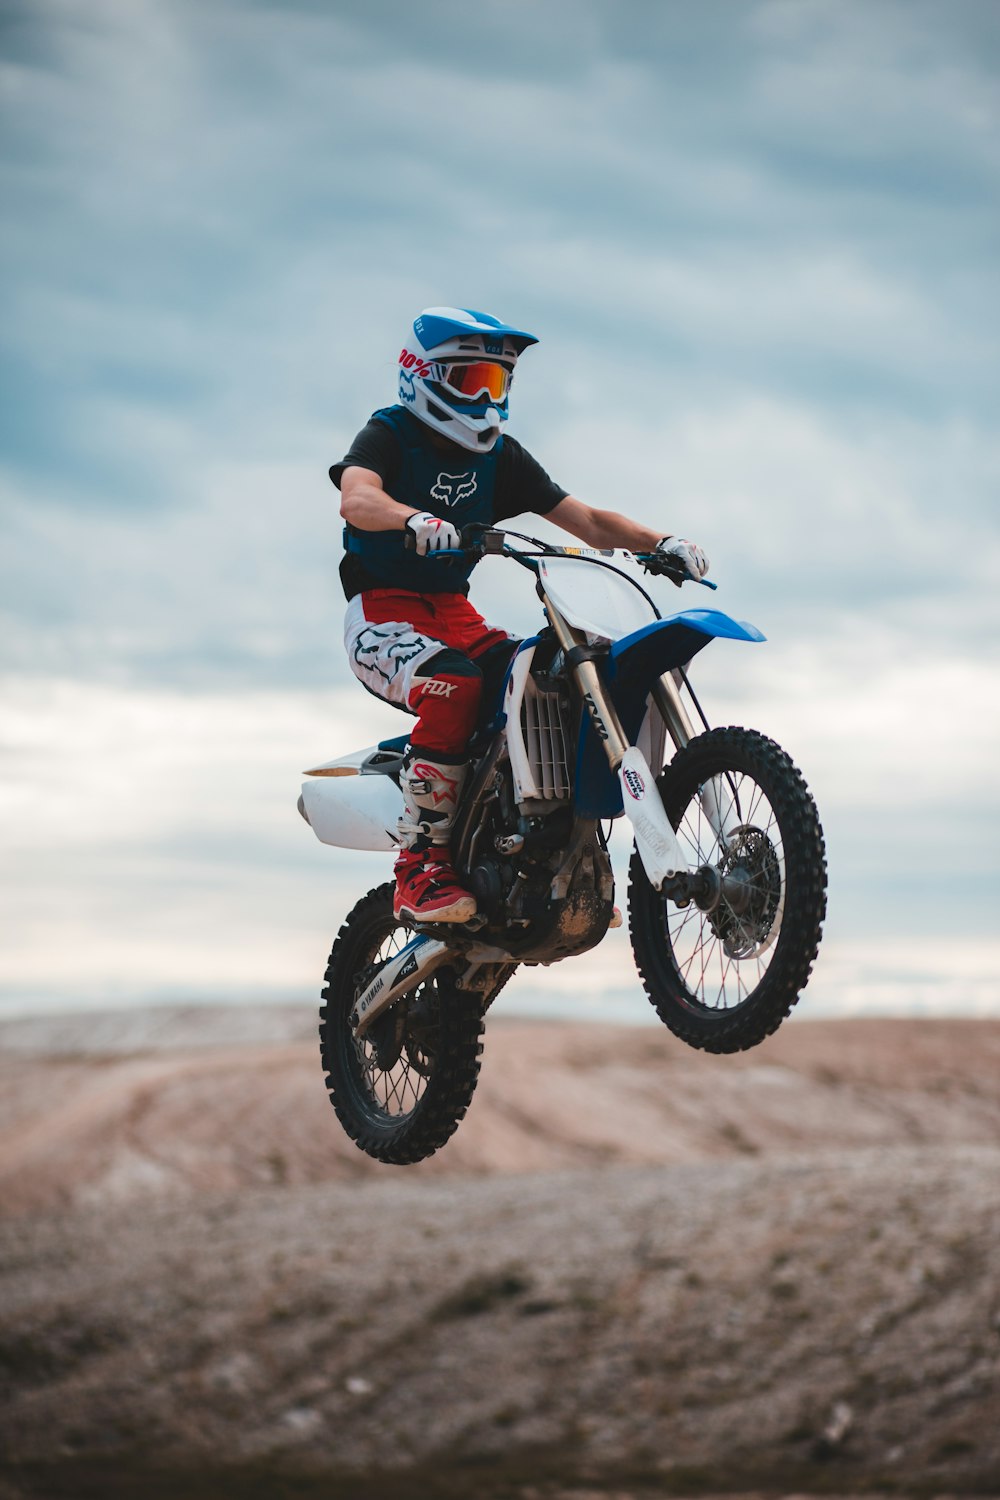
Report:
520,678,571,802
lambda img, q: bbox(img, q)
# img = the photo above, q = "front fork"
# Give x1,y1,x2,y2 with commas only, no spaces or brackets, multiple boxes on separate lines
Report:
546,604,736,897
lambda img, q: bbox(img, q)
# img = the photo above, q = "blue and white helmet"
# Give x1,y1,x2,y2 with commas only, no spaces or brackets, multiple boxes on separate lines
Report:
397,306,538,452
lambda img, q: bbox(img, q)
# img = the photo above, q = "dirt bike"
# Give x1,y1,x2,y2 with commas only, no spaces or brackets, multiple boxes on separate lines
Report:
298,526,827,1164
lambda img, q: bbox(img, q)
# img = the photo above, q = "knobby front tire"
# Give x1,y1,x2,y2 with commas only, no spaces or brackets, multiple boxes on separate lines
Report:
319,884,486,1164
628,728,827,1053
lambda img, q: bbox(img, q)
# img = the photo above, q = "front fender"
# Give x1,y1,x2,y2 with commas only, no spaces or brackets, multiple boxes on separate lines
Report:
574,610,765,818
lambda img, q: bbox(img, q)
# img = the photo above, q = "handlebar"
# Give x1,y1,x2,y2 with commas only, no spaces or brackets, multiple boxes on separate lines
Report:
403,523,717,588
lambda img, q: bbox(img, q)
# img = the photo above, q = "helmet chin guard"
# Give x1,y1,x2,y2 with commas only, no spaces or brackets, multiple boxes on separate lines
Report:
398,306,538,452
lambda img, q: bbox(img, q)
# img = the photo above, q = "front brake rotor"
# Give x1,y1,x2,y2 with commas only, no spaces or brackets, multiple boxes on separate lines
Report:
401,989,440,1078
710,825,781,958
366,1006,405,1071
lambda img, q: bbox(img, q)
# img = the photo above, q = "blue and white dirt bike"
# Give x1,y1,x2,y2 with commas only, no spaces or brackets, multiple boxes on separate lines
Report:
299,527,827,1164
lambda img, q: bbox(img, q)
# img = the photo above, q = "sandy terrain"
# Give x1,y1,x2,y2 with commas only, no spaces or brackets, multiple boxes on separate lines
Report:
0,1007,998,1499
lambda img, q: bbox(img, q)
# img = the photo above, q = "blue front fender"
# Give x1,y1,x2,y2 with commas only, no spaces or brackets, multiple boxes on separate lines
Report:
574,609,765,818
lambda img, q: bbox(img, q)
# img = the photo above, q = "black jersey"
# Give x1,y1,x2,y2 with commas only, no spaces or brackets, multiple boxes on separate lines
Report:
330,407,568,599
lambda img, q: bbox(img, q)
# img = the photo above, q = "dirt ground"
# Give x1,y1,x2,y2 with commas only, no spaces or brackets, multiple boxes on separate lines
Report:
1,1008,998,1500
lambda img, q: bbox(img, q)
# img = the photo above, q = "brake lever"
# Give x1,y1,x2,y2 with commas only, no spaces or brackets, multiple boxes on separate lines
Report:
638,554,718,590
667,572,719,591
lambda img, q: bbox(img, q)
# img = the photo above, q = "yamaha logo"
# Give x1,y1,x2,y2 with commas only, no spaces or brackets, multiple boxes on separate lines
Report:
623,767,645,800
359,974,385,1014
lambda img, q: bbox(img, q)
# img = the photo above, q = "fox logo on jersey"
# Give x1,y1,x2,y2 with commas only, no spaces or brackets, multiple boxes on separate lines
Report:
431,472,477,509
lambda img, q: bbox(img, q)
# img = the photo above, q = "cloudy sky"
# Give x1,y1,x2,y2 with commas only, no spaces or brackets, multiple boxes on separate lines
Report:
2,0,999,1020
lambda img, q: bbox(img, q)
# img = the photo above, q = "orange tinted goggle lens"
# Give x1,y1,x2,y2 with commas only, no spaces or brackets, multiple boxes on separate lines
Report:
443,361,510,402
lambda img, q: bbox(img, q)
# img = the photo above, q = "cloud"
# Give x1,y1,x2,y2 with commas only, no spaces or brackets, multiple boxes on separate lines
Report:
3,672,997,1016
0,673,387,1010
1,0,998,1013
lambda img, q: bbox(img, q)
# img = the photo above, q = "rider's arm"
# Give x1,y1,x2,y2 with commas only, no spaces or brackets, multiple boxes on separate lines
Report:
339,466,418,532
340,466,460,555
545,496,665,552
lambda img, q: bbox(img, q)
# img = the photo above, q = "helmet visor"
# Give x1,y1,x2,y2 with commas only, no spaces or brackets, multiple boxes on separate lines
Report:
441,360,511,403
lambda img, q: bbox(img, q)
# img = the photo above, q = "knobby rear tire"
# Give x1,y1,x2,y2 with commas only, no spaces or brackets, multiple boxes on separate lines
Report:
628,727,827,1054
319,883,486,1164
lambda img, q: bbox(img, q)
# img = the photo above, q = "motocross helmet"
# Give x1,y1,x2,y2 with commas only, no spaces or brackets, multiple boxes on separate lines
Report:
398,306,538,452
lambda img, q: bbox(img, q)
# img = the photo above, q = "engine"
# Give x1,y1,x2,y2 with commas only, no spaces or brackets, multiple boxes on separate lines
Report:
464,758,614,964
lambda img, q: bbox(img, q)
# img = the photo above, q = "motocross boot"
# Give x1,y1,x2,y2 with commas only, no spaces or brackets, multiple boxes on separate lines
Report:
394,751,476,924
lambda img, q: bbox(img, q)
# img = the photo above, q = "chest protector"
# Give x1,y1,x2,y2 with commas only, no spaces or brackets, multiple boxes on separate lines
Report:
343,406,500,593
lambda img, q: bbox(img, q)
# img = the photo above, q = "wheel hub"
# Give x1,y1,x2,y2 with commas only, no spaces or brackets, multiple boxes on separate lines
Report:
709,825,781,958
367,1007,405,1071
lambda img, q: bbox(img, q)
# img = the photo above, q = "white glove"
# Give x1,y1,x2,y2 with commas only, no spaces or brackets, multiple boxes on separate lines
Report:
405,511,462,556
656,535,709,582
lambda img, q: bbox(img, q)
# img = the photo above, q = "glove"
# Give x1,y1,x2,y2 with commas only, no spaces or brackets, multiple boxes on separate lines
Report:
405,511,462,556
655,535,709,584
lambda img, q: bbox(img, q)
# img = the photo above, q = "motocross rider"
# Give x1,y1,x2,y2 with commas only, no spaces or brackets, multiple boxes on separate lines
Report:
331,306,710,925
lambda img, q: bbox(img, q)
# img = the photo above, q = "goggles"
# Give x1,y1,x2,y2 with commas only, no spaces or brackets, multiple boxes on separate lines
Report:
440,360,512,403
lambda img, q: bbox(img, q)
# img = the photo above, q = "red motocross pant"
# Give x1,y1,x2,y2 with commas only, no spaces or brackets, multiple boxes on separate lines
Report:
343,590,517,756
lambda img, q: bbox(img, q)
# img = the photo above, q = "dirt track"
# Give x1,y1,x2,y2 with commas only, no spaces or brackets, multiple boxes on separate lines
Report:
2,1011,1000,1216
1,1010,998,1499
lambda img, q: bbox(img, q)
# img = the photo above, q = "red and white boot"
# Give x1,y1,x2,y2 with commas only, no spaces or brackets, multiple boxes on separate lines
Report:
393,847,476,924
393,750,477,924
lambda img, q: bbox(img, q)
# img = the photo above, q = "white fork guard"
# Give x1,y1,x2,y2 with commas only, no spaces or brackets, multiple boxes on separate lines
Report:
618,746,690,887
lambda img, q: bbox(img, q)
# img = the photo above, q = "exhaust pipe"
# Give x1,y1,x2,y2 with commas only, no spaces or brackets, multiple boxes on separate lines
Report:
350,935,450,1036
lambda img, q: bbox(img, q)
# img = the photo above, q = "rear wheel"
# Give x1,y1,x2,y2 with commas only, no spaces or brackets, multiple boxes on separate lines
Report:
320,884,486,1163
628,728,826,1053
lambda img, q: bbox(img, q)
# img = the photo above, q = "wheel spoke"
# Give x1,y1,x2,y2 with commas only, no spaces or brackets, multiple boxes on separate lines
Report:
348,926,436,1120
660,764,787,1011
629,729,826,1052
321,885,489,1165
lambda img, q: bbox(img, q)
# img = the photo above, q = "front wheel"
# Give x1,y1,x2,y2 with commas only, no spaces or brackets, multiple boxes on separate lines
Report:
628,727,827,1053
319,884,486,1163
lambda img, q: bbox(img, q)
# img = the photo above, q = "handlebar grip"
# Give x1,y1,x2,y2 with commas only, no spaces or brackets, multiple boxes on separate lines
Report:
402,522,488,557
638,553,717,589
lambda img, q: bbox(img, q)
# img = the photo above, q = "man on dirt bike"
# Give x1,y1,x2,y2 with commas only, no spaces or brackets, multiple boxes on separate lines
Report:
330,306,710,925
